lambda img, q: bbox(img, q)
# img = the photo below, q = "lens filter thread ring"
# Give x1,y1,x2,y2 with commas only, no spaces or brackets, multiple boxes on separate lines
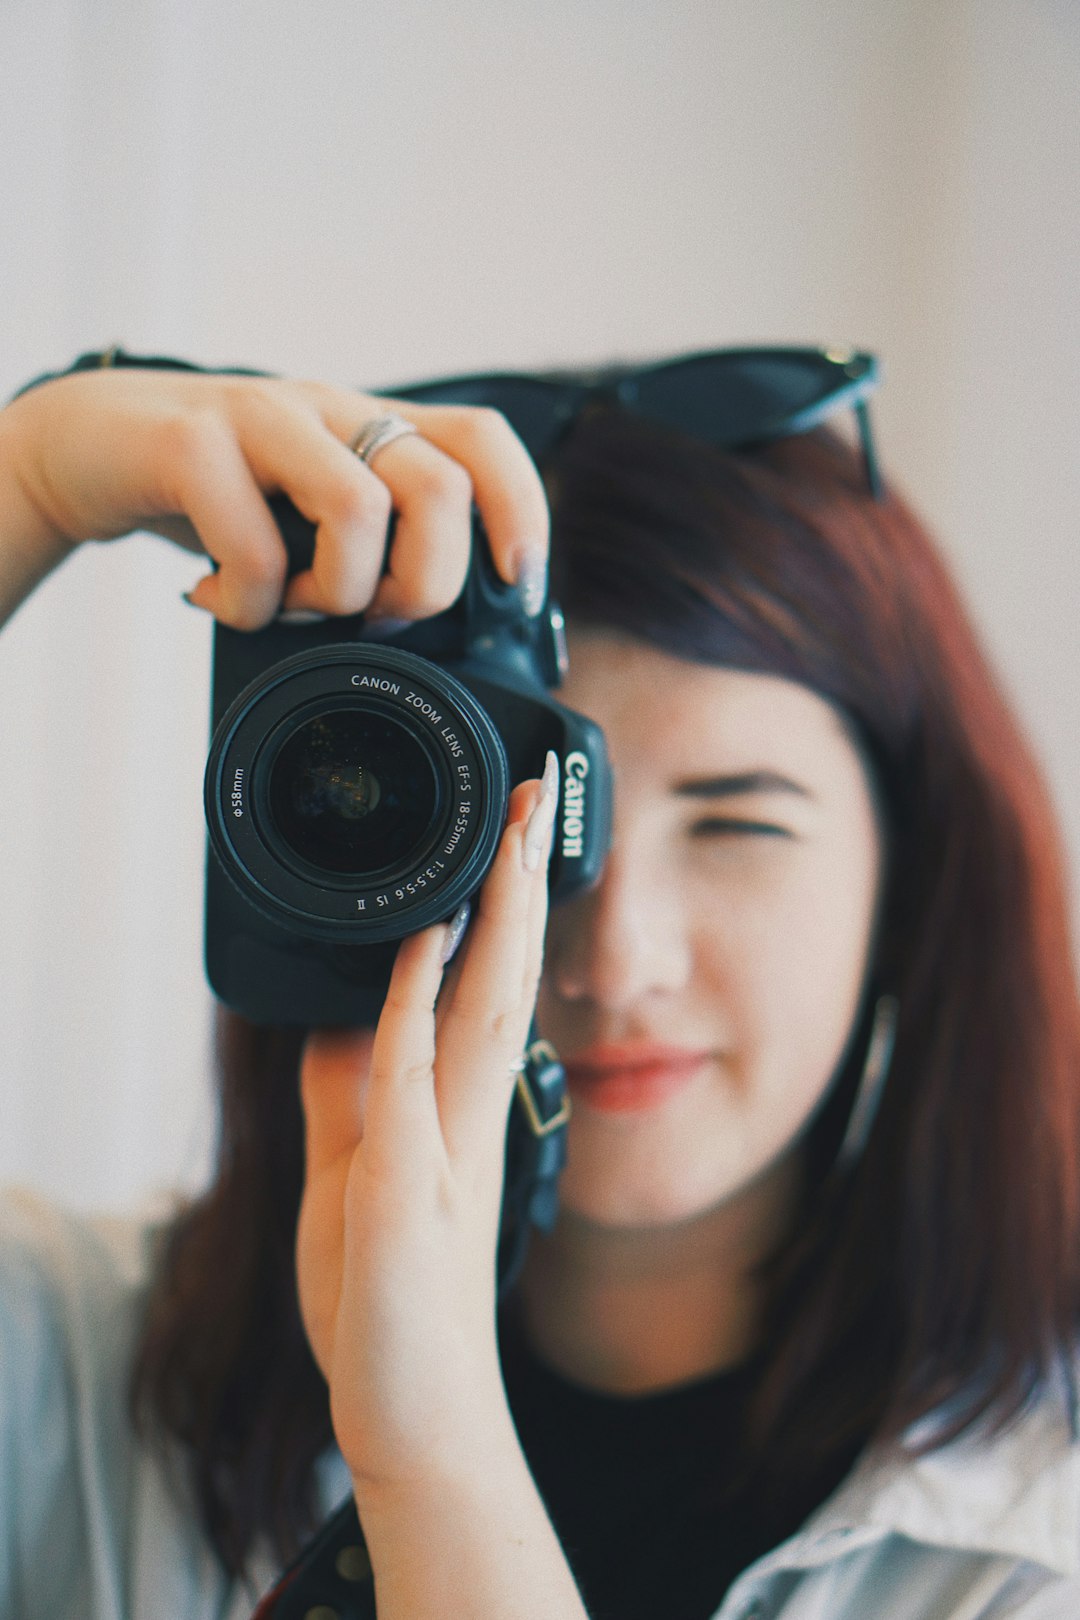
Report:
205,644,509,943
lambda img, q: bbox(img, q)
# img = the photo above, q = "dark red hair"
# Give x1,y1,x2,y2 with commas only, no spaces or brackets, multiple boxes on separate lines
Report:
133,407,1080,1570
548,410,1080,1511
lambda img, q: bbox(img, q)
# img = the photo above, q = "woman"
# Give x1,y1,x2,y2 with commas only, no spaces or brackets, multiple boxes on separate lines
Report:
1,349,1077,1620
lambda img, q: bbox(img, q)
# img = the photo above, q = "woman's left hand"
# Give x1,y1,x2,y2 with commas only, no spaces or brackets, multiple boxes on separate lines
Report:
295,756,560,1500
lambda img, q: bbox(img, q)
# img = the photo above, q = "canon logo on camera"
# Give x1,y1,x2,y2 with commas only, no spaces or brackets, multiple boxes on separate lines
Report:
562,750,589,859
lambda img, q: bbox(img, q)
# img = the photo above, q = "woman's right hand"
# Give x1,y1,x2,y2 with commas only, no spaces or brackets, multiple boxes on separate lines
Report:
0,363,587,1615
0,362,549,630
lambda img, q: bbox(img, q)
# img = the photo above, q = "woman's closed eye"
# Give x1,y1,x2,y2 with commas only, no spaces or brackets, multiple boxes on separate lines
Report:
691,817,794,839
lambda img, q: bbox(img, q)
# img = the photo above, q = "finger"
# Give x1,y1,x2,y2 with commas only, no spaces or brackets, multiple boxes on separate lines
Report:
362,924,451,1181
436,757,560,1157
351,434,475,623
445,759,560,1017
286,385,548,615
166,394,391,628
165,417,290,629
145,513,204,553
219,392,393,620
299,1027,377,1179
521,785,558,999
376,398,550,609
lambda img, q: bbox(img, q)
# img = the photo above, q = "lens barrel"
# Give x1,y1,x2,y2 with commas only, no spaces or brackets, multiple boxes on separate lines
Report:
205,644,509,943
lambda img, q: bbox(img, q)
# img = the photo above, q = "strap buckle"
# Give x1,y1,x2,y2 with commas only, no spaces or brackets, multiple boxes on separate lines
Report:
513,1038,571,1137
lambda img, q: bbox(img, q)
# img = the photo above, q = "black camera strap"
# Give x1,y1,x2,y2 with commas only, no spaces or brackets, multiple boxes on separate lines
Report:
498,1020,570,1288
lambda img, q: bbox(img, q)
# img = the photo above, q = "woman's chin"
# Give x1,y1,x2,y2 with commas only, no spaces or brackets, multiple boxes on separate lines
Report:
553,1124,802,1237
555,1164,741,1231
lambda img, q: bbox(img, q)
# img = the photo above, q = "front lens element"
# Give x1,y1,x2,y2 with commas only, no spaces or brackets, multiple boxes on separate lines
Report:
268,709,439,877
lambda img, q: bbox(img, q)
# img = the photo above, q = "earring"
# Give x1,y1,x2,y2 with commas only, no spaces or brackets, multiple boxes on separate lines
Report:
835,993,899,1171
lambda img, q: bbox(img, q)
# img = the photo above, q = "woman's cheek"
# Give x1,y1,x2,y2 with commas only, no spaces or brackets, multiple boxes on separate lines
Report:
697,853,872,1104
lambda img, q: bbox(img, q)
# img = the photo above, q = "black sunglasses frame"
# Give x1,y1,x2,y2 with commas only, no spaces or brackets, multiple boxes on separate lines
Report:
384,345,883,500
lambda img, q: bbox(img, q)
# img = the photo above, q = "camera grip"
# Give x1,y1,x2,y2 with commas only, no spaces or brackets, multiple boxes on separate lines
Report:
265,493,319,578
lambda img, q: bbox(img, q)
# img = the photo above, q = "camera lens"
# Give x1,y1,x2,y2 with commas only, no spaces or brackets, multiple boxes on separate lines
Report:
206,643,509,942
267,708,439,878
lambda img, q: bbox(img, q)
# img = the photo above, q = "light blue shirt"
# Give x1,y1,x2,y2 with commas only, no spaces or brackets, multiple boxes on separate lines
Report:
1,1189,1078,1619
0,1190,352,1620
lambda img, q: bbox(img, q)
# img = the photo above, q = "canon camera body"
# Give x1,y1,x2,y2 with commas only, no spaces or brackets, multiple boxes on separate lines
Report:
203,496,611,1026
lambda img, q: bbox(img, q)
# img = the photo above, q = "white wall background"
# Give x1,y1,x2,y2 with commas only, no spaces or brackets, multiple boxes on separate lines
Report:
1,0,1077,1211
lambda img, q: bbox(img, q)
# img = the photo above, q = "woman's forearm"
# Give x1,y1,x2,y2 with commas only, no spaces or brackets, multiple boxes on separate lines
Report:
0,402,78,629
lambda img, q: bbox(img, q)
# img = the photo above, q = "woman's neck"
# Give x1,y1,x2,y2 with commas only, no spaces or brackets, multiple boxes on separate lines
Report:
516,1152,801,1395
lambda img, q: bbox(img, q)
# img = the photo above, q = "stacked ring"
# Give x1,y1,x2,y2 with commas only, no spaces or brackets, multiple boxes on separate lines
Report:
350,413,418,465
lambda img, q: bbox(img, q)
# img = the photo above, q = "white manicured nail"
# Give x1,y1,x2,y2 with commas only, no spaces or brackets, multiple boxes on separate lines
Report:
516,555,548,618
522,751,560,871
277,608,329,625
440,901,471,964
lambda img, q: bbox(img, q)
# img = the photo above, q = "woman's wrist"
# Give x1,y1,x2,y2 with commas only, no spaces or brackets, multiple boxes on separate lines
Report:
347,1378,521,1516
350,1417,589,1620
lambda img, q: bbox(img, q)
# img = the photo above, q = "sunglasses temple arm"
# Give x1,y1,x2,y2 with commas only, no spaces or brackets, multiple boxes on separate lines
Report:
855,399,884,501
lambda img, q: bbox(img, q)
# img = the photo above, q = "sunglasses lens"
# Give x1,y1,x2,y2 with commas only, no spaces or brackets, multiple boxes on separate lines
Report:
627,351,853,445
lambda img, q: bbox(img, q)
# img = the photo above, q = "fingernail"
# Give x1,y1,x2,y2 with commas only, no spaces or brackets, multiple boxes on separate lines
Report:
181,591,202,610
277,608,329,625
440,901,471,964
516,555,548,618
522,750,560,872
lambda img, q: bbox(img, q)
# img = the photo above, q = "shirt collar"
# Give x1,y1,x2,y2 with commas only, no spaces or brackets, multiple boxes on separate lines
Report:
764,1380,1080,1581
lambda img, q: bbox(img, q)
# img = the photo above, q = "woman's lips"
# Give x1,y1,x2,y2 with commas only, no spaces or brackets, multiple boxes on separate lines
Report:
562,1043,713,1115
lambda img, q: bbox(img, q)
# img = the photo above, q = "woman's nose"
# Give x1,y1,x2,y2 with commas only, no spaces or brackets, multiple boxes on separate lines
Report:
545,842,692,1010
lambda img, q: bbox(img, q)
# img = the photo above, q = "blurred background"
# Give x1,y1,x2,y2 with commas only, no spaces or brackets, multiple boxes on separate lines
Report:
1,0,1077,1209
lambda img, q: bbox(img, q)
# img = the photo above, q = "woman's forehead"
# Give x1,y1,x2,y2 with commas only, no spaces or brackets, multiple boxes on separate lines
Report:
560,626,853,776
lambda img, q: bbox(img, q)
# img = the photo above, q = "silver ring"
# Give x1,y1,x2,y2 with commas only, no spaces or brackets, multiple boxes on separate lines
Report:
349,413,418,465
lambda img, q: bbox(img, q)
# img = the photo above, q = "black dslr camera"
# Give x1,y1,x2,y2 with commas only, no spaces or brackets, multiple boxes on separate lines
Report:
203,496,611,1026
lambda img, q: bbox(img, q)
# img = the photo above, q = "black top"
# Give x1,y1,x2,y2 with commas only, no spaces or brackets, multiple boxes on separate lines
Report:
499,1303,862,1620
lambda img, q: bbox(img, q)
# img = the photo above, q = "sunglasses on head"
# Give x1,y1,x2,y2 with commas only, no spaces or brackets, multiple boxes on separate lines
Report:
384,345,883,499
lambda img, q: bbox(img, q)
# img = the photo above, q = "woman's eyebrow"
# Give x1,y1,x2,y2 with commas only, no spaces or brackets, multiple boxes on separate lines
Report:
671,769,815,801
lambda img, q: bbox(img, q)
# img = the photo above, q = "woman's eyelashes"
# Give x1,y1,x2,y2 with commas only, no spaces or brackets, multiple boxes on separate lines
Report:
691,817,794,839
